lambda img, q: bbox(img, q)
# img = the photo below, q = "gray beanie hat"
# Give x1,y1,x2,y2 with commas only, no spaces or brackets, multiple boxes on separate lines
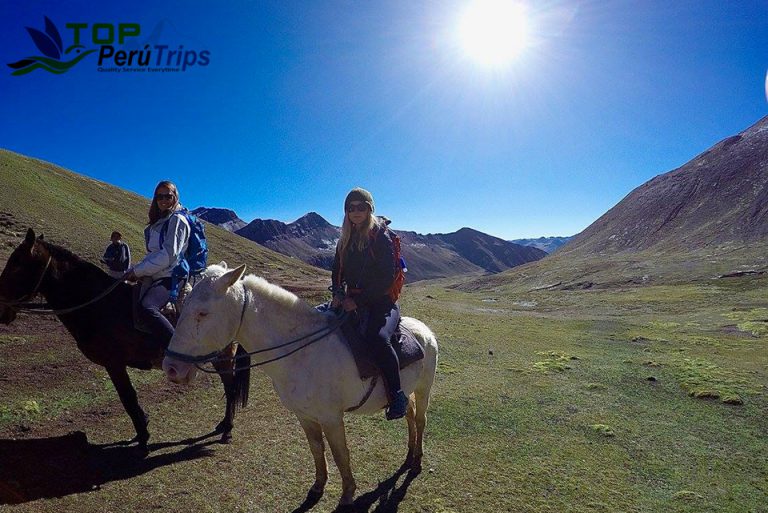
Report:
344,187,375,212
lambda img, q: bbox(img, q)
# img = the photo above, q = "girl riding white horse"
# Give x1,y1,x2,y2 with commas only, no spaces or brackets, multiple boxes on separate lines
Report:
162,264,438,507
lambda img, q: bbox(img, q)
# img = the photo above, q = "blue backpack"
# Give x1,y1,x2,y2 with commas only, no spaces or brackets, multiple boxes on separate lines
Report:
149,208,209,300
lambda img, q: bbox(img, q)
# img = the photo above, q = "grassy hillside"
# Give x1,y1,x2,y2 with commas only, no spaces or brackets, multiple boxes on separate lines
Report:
0,149,328,297
459,241,768,294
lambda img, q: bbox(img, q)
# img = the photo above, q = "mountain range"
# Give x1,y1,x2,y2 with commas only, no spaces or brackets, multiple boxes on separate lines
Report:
3,115,767,294
191,209,548,282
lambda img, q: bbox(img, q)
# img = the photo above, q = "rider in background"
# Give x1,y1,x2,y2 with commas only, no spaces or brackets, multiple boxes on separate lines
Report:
331,187,409,420
101,231,131,279
124,181,190,349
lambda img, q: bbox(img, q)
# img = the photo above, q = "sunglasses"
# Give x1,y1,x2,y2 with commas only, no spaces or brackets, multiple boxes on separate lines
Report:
346,203,369,213
155,193,175,201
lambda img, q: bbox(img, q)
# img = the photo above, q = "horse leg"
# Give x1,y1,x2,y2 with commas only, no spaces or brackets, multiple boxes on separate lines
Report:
412,382,433,472
405,393,417,466
212,344,250,444
322,419,356,506
297,416,328,498
213,350,236,444
106,365,149,449
214,367,235,443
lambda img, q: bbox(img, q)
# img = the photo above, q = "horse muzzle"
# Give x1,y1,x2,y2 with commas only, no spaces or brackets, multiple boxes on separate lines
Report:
162,356,198,384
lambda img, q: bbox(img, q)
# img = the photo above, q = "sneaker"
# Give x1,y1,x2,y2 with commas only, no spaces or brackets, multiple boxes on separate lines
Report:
386,390,408,420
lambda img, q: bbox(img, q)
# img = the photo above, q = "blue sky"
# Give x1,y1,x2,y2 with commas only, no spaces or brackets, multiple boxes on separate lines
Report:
1,1,767,239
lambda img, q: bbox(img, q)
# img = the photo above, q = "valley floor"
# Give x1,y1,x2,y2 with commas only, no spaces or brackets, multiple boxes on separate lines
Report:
0,276,766,513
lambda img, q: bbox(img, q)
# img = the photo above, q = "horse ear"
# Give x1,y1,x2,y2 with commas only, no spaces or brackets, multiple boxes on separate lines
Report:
25,228,36,245
219,261,228,269
214,264,247,294
38,234,44,240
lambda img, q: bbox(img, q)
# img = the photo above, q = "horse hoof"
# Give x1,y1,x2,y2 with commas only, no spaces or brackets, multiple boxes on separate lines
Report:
219,432,233,444
307,486,324,500
338,493,355,507
403,452,422,472
129,433,150,447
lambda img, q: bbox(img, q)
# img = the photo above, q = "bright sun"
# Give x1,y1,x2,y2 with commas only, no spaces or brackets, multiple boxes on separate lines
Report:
458,0,530,68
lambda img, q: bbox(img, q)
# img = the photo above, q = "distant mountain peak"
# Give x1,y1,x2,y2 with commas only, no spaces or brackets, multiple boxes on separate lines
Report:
191,207,247,232
293,211,332,229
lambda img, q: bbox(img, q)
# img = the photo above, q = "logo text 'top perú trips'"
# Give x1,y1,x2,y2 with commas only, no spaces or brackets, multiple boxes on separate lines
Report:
8,16,211,76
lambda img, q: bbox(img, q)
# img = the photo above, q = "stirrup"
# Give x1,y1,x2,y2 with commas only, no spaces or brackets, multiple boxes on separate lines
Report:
386,390,408,420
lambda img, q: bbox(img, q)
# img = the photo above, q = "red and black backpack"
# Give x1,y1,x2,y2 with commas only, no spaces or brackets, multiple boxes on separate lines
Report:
371,226,406,302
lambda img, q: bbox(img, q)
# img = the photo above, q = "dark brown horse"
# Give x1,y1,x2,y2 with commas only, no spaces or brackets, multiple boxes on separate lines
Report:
0,229,250,450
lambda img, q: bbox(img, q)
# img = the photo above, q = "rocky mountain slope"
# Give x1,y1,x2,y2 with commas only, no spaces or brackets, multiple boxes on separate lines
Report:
460,115,768,292
190,207,246,232
235,212,339,269
563,118,768,255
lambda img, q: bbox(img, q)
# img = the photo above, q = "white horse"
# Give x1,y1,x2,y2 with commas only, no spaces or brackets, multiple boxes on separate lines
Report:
162,264,438,506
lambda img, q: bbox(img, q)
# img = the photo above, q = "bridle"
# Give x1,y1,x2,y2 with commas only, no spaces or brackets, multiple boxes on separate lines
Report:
0,255,123,316
164,283,348,373
0,255,52,309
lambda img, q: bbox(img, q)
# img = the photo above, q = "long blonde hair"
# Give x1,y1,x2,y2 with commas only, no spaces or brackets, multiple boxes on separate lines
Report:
338,211,382,255
148,180,180,225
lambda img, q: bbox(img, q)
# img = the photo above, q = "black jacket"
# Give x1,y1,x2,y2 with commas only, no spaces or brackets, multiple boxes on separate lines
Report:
102,241,131,272
332,227,396,307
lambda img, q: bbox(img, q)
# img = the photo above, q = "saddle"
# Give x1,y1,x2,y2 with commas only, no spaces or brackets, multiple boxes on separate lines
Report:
341,319,425,379
132,277,193,332
316,304,425,380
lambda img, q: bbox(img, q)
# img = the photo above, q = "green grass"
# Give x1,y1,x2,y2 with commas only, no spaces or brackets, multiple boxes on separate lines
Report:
1,274,766,513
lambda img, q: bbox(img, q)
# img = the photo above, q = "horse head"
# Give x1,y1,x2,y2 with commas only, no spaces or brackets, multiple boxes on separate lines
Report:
163,263,247,384
0,228,52,324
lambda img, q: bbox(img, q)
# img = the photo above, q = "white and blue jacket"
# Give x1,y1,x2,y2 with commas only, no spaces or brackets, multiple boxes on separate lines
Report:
132,206,190,280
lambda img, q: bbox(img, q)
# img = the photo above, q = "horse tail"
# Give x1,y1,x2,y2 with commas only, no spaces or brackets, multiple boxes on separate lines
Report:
233,343,250,409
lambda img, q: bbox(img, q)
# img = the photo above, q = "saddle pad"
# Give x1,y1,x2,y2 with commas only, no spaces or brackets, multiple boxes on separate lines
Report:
339,318,425,380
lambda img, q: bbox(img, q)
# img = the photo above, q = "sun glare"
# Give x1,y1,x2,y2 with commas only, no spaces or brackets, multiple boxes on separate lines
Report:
458,0,530,68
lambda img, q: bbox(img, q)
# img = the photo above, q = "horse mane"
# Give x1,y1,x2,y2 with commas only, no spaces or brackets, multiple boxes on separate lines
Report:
39,239,86,263
38,239,106,276
241,274,317,318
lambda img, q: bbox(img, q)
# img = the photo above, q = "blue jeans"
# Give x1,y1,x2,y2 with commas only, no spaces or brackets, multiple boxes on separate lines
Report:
136,278,174,348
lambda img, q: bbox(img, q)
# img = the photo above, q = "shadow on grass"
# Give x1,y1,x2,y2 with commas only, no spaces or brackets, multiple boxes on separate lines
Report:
350,464,420,513
0,429,220,505
295,463,419,513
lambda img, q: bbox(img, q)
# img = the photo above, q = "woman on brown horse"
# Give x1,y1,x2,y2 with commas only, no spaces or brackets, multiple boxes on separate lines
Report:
124,181,189,349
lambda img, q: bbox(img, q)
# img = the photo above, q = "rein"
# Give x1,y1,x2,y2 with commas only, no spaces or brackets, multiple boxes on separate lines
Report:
0,256,121,315
15,278,124,316
164,284,349,373
1,254,123,316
